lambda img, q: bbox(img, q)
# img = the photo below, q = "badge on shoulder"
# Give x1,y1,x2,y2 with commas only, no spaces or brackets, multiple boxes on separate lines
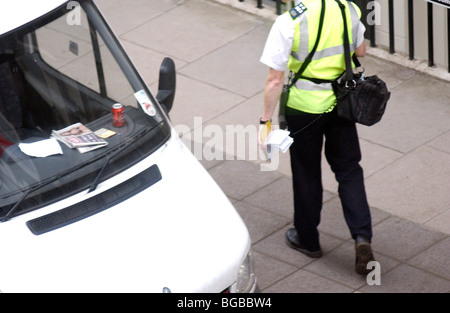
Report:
289,2,308,20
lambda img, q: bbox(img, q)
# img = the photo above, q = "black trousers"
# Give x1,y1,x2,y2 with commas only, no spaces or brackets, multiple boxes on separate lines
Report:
286,108,372,251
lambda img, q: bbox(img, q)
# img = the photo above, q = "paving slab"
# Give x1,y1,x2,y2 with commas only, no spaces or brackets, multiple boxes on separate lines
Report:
407,237,450,281
96,0,182,36
234,201,291,244
427,130,450,154
365,146,450,226
371,217,447,262
179,24,271,98
168,74,246,131
122,0,264,63
424,210,450,236
263,269,354,293
208,160,281,200
200,92,264,162
241,176,296,219
252,250,299,291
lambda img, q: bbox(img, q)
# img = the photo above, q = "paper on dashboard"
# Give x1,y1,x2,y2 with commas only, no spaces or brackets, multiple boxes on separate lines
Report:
19,138,63,158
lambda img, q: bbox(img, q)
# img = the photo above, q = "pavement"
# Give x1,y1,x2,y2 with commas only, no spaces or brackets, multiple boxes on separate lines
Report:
95,0,450,292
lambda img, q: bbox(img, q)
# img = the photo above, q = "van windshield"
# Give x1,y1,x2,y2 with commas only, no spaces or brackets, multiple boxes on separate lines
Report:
0,1,171,221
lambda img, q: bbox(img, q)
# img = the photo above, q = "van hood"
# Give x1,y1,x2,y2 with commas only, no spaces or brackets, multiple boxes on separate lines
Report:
0,132,251,293
0,0,67,36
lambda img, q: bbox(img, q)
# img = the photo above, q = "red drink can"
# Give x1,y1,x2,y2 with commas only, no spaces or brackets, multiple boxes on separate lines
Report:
112,103,125,127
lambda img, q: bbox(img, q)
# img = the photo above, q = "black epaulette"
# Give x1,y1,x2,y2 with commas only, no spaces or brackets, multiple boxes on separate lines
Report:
289,2,308,20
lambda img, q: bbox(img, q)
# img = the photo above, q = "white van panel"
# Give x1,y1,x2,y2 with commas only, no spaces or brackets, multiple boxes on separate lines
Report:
0,132,250,293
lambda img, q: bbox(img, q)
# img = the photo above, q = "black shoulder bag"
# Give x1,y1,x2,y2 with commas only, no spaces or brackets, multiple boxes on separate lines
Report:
278,0,326,130
332,0,391,126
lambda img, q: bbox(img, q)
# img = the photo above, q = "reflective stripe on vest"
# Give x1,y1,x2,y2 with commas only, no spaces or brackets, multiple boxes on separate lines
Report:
286,0,361,114
295,79,333,92
291,2,360,62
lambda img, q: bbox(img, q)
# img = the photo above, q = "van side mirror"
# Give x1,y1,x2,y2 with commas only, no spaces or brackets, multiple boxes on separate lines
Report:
156,57,176,113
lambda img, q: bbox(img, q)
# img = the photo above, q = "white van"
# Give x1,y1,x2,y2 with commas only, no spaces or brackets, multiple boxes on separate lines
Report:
0,0,256,293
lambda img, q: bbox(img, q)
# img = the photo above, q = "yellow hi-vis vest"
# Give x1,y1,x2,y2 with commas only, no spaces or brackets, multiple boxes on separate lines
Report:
286,0,362,114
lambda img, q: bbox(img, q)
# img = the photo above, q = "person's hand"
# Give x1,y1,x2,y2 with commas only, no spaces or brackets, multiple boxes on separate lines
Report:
258,120,271,150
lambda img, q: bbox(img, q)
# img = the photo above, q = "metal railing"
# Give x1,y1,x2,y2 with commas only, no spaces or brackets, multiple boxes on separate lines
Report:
355,0,450,72
238,0,263,9
238,0,293,14
239,0,450,72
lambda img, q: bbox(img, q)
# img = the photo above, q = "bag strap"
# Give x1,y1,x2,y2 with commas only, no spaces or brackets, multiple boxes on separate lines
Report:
335,0,361,81
289,1,347,138
287,0,328,138
290,0,326,87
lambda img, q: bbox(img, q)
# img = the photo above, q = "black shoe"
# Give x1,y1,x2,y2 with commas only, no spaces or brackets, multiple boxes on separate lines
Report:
285,228,323,258
355,238,375,275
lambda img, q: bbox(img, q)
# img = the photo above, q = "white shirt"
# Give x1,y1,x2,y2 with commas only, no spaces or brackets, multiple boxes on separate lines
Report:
260,4,366,72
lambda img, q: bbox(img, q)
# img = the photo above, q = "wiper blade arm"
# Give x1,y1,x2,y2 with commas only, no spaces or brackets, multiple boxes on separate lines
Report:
2,141,127,221
88,154,112,193
0,164,69,221
0,170,68,223
2,147,117,221
88,125,157,193
1,189,33,223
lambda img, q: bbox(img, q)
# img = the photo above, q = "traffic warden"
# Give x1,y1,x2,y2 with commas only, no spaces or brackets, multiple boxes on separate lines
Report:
259,0,375,275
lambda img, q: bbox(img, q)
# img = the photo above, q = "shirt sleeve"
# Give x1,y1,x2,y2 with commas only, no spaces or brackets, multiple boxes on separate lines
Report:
260,14,295,72
350,2,366,48
355,21,366,48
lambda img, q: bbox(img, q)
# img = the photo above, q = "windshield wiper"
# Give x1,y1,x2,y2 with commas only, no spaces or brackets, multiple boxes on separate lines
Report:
1,123,161,222
1,189,33,223
1,171,65,223
88,123,159,192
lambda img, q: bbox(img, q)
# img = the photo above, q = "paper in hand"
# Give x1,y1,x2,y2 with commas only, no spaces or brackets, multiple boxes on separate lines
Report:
266,129,294,153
